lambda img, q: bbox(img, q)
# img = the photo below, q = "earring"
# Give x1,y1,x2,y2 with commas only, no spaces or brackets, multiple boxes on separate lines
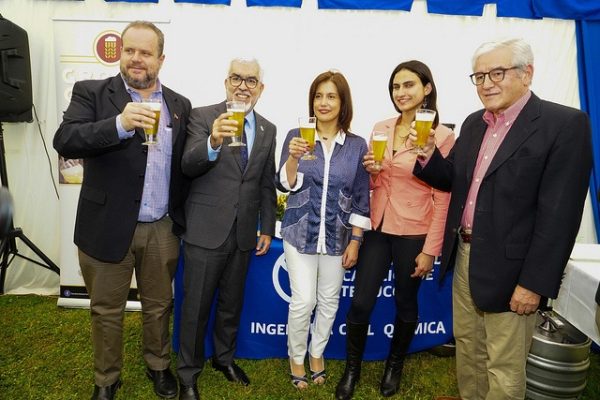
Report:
422,97,428,109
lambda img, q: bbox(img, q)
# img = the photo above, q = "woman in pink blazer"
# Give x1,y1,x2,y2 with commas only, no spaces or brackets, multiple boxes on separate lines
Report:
336,60,455,400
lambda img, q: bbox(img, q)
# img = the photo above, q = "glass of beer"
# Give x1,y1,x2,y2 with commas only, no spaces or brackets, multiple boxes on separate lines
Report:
412,108,436,156
371,132,388,170
141,98,161,145
227,100,246,147
299,117,317,160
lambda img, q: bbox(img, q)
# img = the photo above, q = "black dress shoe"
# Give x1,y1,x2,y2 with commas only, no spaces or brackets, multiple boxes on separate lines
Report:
178,383,200,400
146,368,178,398
91,380,121,400
211,360,250,386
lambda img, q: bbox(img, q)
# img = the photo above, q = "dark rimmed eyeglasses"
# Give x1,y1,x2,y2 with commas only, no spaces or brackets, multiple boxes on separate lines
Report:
228,74,259,89
469,66,521,86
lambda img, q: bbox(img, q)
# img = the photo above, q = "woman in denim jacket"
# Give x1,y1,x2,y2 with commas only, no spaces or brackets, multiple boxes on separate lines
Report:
336,60,455,400
277,71,371,390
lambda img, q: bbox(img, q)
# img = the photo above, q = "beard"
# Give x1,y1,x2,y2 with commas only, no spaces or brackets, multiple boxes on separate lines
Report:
120,63,157,90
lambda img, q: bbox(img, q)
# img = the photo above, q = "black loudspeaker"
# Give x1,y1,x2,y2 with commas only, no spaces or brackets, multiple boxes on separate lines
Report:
0,15,32,123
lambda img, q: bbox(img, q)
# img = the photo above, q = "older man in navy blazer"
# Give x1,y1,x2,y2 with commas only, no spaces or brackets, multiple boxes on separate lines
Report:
413,38,592,400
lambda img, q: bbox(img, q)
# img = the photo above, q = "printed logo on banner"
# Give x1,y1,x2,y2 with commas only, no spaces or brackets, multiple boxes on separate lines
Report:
271,253,291,303
93,31,122,66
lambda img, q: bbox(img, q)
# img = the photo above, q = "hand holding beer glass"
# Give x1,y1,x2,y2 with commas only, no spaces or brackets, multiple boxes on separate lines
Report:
412,108,436,156
141,98,162,145
299,117,317,160
227,100,246,147
371,132,388,170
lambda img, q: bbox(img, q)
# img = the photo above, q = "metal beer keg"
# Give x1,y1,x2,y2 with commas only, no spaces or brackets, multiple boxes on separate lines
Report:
526,311,591,400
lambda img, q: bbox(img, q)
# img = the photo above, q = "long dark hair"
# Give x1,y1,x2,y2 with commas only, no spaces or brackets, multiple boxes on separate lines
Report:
388,60,439,129
309,70,354,134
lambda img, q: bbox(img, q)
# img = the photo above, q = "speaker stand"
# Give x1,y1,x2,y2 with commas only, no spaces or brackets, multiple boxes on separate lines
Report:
0,122,60,294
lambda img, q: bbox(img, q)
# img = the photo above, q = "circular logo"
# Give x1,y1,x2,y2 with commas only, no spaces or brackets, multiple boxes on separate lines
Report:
271,253,291,303
93,31,122,66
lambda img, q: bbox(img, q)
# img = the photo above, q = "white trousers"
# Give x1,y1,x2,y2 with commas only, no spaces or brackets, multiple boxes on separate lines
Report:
284,241,346,365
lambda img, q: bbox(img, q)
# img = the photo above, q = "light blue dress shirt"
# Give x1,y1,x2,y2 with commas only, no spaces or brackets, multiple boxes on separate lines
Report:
115,75,172,222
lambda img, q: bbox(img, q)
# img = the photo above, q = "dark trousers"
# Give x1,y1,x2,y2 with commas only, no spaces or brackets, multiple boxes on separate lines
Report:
347,230,425,324
79,216,179,386
176,227,251,385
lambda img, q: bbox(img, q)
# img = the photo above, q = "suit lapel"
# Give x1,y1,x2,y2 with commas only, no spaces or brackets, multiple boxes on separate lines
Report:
465,116,487,184
162,86,181,145
484,94,540,178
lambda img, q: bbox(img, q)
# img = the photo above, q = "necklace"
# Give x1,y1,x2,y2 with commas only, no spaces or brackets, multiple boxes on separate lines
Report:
394,125,410,147
319,132,336,141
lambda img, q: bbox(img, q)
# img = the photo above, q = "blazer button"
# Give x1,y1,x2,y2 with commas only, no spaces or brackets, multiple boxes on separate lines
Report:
139,174,144,178
134,199,141,204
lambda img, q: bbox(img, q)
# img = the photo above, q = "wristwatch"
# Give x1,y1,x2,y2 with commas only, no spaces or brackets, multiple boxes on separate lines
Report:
350,235,363,244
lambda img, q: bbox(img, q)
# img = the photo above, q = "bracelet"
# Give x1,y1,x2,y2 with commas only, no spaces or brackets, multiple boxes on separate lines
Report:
350,235,363,244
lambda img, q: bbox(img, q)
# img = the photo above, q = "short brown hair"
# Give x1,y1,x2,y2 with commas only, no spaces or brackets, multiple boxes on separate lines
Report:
308,70,354,134
121,21,164,56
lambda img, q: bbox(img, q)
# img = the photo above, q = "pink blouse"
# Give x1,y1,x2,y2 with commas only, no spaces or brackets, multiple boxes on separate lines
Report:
369,117,455,256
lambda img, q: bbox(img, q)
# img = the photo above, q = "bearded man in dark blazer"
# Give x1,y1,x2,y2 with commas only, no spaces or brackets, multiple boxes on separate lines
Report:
54,21,191,400
412,38,592,400
176,58,277,400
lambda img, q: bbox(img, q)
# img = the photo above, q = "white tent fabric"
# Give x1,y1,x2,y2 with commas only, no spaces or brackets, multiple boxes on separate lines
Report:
0,0,593,294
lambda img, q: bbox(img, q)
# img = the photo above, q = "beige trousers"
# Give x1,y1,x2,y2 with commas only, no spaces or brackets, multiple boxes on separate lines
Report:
453,237,536,400
79,216,179,386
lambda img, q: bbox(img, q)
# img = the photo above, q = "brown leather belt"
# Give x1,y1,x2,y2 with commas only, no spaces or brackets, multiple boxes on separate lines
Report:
459,228,472,243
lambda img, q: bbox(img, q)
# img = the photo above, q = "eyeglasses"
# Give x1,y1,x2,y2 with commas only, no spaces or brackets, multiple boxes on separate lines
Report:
469,66,521,86
228,74,259,89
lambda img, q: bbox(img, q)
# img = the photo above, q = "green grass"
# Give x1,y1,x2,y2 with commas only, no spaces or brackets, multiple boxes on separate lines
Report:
0,295,598,399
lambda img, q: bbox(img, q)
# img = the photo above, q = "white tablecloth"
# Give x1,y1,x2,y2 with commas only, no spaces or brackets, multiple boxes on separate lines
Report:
554,244,600,345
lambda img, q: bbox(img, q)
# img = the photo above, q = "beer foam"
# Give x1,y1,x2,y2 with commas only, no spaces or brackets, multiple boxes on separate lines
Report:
416,110,436,122
142,101,161,111
226,101,246,113
372,134,387,141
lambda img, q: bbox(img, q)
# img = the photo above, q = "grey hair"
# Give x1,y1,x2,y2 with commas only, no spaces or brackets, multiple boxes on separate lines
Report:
471,38,534,70
228,58,264,81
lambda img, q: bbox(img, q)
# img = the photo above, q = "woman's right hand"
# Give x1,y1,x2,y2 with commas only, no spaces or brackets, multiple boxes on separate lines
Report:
288,137,309,161
362,151,381,175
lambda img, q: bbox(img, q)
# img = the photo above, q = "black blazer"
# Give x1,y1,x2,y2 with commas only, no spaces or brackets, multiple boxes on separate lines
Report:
181,101,277,251
53,74,191,263
415,93,592,312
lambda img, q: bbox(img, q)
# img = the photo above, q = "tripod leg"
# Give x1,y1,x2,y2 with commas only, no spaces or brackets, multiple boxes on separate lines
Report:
0,237,10,294
14,228,60,274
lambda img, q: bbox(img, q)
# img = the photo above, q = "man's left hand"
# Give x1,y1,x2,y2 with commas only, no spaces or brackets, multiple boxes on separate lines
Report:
255,235,272,256
510,285,541,315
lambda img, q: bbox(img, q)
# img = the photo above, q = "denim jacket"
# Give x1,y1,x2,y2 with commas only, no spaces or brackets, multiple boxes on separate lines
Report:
276,129,371,256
